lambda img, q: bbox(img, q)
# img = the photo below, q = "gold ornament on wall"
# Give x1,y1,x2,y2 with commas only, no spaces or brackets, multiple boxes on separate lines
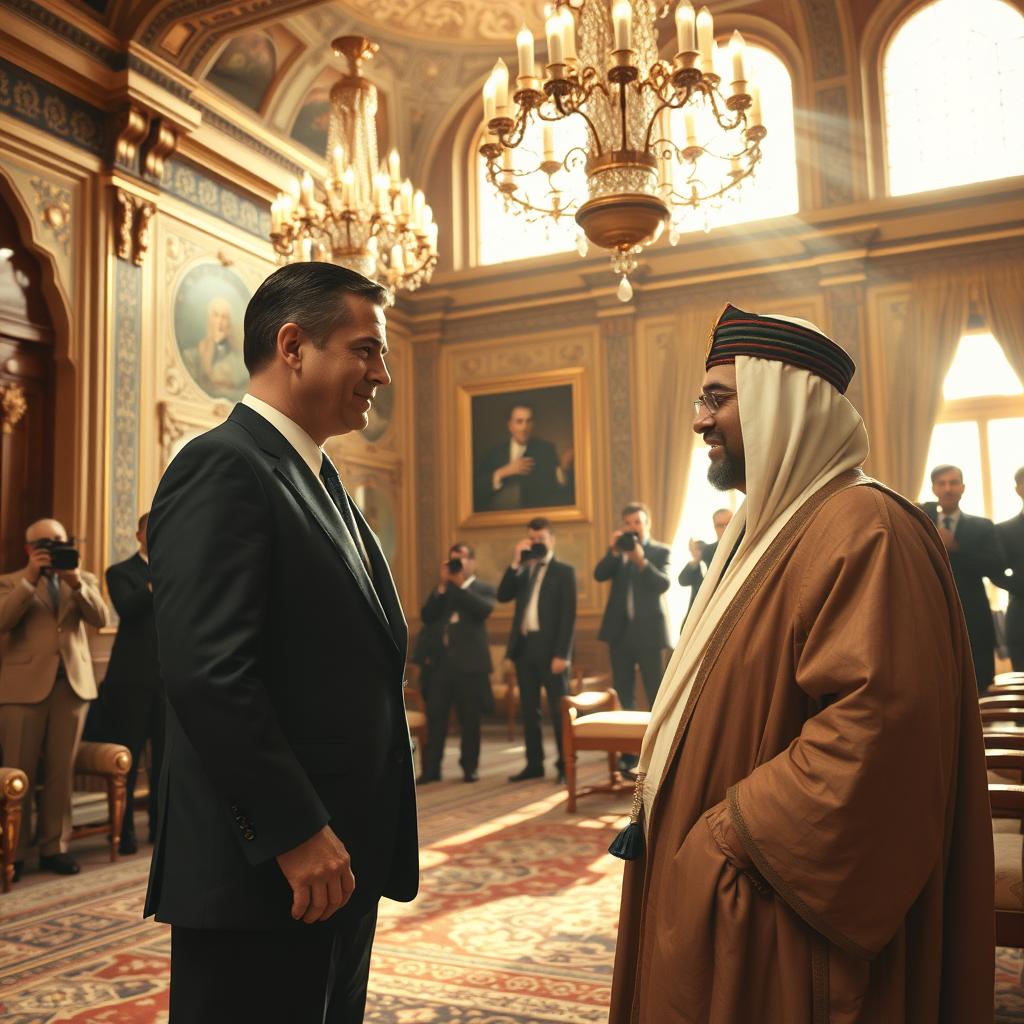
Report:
113,187,156,265
0,382,27,435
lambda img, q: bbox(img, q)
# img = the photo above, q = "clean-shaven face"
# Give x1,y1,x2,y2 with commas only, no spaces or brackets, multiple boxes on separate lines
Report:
300,296,391,438
508,407,534,446
931,470,965,513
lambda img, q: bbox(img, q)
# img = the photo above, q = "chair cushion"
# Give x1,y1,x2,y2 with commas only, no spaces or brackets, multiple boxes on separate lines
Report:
994,818,1022,834
571,710,650,740
994,832,1024,911
406,710,426,729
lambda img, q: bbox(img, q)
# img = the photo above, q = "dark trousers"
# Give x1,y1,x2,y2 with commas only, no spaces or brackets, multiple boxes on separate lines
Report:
122,692,165,844
608,634,665,711
169,906,378,1024
423,668,484,776
514,633,567,771
1007,601,1024,672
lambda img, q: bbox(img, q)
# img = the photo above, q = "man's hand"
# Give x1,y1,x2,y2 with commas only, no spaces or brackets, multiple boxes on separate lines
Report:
276,825,355,924
449,568,467,588
688,538,705,563
56,568,83,591
609,529,623,552
937,527,958,552
559,448,574,473
500,456,535,481
627,543,646,567
24,546,51,585
438,561,452,590
551,657,569,674
513,538,533,568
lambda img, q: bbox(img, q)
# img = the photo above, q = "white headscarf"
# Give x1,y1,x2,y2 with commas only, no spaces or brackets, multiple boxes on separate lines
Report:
640,325,869,825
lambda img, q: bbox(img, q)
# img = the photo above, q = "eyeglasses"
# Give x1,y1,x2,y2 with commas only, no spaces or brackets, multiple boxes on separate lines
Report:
693,389,737,416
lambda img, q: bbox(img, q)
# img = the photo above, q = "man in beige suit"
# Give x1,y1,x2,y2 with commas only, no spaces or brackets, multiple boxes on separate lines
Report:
0,518,108,880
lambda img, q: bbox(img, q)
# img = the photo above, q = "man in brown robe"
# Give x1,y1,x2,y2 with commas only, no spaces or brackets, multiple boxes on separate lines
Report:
608,304,994,1023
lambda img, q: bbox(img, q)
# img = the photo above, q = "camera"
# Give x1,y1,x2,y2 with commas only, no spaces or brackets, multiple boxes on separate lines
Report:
33,537,80,571
615,531,640,553
446,557,463,574
521,541,548,561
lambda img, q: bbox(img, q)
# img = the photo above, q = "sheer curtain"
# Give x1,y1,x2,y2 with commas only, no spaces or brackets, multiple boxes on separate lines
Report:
885,269,971,498
978,261,1024,383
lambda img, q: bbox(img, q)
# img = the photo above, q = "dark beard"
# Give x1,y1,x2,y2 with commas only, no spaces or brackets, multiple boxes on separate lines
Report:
708,448,744,491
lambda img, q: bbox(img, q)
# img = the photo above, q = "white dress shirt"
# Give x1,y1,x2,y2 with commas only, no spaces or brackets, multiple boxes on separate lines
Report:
242,394,329,494
520,552,553,635
494,439,527,493
448,574,477,625
939,507,961,533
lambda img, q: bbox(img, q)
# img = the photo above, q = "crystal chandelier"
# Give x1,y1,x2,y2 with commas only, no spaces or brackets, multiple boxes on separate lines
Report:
481,1,766,300
271,36,438,295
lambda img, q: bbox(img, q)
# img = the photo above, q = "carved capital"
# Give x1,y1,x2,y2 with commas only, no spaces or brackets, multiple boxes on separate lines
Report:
0,382,27,435
113,188,157,265
133,200,155,265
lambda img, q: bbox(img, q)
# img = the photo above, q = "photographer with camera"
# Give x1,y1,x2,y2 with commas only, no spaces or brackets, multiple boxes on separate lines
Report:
497,517,577,784
0,518,109,880
417,544,496,784
595,503,672,731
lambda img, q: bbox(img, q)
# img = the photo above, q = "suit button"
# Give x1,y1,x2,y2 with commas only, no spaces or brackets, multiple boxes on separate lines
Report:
242,829,255,841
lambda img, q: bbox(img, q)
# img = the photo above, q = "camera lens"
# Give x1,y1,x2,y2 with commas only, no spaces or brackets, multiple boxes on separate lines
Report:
529,542,548,559
447,557,463,574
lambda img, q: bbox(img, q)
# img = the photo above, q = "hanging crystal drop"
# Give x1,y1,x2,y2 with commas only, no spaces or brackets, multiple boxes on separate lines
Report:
669,226,680,246
576,232,589,257
617,274,633,303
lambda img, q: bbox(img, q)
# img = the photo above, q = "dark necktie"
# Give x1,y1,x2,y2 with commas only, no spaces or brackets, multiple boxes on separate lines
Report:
943,515,954,531
319,454,373,577
46,574,60,613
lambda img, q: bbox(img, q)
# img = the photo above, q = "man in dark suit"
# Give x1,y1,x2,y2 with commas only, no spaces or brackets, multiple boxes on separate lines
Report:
98,512,162,855
497,517,576,784
474,403,573,511
993,466,1024,670
677,507,733,610
595,502,672,713
146,263,417,1023
922,464,1006,692
417,543,495,784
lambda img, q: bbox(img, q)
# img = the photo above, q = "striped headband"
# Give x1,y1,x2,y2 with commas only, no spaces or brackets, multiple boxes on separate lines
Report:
705,303,856,394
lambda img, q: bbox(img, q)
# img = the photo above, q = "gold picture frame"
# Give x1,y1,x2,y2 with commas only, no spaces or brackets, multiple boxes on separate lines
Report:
456,367,592,528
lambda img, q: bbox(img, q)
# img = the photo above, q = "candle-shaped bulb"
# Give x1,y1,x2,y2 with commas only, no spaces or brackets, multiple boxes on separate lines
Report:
560,7,577,61
517,25,535,80
300,171,314,207
332,144,344,180
543,122,556,162
287,176,301,199
492,58,509,112
729,30,746,87
373,171,389,209
696,6,713,63
483,74,497,124
675,0,695,53
388,149,401,183
613,0,633,51
391,244,405,274
685,107,697,147
422,203,434,229
703,38,718,76
341,166,354,207
428,222,439,249
545,12,564,66
750,85,763,128
412,189,426,229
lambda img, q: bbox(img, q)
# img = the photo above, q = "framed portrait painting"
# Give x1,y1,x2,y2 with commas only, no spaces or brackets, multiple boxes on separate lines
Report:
173,261,252,403
456,367,591,527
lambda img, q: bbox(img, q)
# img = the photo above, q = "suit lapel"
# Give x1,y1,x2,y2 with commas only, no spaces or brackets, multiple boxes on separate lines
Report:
348,500,408,655
273,455,396,648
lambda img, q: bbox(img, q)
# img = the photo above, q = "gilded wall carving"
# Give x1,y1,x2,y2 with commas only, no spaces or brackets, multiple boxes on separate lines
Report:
799,0,847,80
814,87,856,207
160,157,270,238
334,1,548,44
603,316,635,515
413,341,440,602
29,178,72,256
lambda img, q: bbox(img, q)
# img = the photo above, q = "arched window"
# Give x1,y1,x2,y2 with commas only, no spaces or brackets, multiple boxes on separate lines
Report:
474,41,798,266
918,331,1024,523
883,0,1024,196
667,41,799,234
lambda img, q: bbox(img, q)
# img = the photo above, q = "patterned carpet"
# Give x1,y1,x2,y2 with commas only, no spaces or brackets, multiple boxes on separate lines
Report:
1,728,1022,1022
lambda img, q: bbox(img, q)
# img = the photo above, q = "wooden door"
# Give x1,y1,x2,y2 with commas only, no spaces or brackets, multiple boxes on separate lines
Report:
0,193,55,573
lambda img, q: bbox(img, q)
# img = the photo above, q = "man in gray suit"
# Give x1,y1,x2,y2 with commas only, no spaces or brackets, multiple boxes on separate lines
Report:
0,518,109,880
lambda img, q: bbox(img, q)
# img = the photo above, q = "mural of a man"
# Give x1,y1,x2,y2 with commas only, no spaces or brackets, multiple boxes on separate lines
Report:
185,297,249,400
474,402,574,512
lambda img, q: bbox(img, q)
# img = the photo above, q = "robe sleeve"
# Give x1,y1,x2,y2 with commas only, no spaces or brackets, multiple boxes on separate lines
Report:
726,490,963,960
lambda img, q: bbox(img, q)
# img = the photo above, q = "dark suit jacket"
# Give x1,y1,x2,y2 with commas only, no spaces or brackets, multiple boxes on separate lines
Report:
420,579,495,676
678,540,718,610
594,540,672,649
497,557,576,664
474,437,570,511
921,503,1005,653
993,512,1024,651
100,553,160,750
145,403,417,930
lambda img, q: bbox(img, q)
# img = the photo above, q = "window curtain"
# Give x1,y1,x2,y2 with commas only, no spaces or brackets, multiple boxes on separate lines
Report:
646,304,720,547
978,260,1024,384
885,269,972,499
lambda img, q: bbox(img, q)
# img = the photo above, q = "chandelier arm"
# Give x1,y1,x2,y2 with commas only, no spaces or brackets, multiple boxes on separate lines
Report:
553,91,604,158
484,157,579,219
705,87,746,133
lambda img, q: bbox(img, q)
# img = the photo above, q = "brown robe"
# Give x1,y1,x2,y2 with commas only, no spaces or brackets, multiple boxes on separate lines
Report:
609,472,994,1023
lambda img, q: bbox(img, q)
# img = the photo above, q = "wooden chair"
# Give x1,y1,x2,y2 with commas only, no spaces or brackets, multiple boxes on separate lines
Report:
980,694,1024,710
561,689,649,813
995,673,1024,689
403,686,428,777
988,749,1024,947
489,644,518,740
69,741,132,861
980,708,1024,729
0,767,28,892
